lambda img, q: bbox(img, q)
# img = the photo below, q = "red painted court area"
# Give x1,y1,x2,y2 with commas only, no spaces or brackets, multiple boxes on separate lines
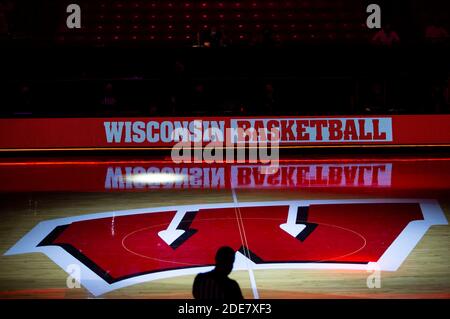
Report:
46,203,422,281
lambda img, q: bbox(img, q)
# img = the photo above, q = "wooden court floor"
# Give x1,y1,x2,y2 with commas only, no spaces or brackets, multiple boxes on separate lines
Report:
0,190,449,299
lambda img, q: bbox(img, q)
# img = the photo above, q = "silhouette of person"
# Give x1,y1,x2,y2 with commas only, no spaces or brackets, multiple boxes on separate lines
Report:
193,246,244,300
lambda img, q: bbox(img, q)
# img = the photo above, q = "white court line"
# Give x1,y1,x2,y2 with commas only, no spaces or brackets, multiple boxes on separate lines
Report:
231,188,260,299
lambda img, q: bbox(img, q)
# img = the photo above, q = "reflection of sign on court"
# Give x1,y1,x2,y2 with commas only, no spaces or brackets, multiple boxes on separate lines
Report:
231,163,393,188
5,199,447,296
2,158,449,192
104,166,226,189
103,163,392,189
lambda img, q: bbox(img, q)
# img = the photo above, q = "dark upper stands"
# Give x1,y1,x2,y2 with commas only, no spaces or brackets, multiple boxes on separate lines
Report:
55,0,369,46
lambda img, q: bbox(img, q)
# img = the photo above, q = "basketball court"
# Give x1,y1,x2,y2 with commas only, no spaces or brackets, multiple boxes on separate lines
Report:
1,154,449,299
0,1,449,304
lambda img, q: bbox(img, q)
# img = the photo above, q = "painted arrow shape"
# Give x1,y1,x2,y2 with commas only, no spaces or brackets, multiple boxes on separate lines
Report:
279,205,307,238
158,209,193,246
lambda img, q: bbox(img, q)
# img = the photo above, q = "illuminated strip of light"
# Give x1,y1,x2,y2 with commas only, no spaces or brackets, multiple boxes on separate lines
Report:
1,144,450,152
1,157,450,166
125,173,188,185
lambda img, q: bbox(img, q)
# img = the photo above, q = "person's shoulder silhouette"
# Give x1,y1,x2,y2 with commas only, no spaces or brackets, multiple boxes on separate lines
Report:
193,246,244,300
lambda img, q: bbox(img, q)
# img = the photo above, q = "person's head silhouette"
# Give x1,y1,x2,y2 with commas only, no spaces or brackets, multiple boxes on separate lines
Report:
193,246,243,300
214,246,235,276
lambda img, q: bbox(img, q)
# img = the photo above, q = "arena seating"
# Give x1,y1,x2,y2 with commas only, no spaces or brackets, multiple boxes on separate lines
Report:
56,0,369,46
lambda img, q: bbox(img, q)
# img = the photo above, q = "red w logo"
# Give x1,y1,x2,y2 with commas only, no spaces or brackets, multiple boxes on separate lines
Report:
5,199,447,296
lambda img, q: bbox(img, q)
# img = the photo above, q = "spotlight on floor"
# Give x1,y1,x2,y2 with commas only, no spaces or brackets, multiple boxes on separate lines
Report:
126,173,188,185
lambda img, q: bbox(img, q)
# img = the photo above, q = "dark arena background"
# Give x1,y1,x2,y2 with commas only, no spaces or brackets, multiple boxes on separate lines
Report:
0,0,449,317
